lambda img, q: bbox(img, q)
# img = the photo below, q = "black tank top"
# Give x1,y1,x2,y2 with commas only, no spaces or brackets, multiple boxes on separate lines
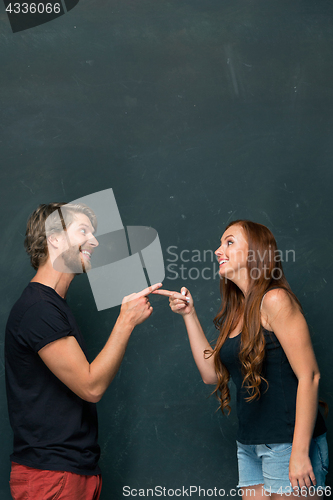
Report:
219,288,327,445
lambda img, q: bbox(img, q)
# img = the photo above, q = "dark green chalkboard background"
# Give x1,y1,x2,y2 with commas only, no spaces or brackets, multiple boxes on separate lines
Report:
0,0,332,497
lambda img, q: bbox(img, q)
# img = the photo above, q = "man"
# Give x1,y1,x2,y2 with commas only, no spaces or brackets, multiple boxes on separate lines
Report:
5,202,162,500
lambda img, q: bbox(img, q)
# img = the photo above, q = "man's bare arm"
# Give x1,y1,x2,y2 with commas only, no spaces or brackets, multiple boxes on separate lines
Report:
38,283,162,402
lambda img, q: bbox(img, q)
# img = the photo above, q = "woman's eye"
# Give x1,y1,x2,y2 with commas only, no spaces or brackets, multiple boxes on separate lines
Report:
80,229,86,234
227,240,233,245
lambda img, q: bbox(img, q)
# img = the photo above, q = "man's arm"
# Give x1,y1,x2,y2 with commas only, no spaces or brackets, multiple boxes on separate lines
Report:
38,283,162,403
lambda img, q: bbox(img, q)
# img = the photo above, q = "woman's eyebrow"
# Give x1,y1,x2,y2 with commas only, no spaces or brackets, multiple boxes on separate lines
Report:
221,234,234,242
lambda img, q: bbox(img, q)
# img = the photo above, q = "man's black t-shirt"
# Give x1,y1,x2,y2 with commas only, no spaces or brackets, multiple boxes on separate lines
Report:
5,282,101,475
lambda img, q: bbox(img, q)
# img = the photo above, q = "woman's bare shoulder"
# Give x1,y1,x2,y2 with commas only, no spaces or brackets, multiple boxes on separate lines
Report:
264,287,300,307
261,288,301,330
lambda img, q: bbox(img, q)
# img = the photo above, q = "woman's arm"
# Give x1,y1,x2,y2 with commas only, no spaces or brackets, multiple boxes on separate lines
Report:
152,287,218,385
261,288,321,491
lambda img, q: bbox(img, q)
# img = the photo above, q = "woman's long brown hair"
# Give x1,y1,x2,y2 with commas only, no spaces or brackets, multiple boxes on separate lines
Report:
207,219,328,418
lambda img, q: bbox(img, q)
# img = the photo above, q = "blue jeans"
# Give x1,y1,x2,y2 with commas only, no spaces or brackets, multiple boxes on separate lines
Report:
236,432,329,494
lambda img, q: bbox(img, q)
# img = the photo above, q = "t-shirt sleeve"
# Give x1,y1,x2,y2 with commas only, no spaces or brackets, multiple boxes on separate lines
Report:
19,300,74,353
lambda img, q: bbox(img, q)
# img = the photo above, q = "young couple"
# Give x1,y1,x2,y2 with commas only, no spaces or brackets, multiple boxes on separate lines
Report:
5,203,328,499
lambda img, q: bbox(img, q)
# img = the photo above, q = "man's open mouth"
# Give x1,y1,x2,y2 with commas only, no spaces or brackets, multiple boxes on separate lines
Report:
80,250,91,260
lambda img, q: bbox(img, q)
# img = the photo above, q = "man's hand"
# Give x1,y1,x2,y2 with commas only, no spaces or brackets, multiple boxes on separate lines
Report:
119,282,163,327
38,282,163,403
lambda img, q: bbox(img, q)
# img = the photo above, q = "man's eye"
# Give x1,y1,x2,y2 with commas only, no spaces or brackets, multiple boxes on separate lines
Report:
80,229,86,234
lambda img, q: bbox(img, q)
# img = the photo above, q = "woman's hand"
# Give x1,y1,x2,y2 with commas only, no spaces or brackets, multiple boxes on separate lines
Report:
289,449,317,494
152,286,194,317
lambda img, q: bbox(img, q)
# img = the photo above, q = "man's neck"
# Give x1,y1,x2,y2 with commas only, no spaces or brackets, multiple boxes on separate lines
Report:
30,264,75,299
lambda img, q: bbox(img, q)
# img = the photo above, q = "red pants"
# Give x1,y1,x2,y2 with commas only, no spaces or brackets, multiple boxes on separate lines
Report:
10,462,102,500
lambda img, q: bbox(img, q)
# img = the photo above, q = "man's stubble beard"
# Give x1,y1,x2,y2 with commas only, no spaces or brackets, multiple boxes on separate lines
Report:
61,245,91,274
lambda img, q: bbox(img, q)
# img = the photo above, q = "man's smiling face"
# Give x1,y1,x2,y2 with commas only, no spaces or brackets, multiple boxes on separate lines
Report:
55,213,99,274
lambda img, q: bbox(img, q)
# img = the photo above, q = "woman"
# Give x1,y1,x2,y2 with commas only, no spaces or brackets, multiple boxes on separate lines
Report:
153,220,329,499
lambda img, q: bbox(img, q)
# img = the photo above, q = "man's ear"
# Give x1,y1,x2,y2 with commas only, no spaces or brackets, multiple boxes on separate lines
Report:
47,232,63,249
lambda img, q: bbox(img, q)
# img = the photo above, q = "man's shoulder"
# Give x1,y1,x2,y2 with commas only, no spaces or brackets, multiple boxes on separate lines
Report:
7,283,69,331
10,283,50,314
6,283,75,353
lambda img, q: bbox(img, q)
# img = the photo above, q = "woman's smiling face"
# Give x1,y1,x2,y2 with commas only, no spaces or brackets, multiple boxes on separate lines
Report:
215,224,249,280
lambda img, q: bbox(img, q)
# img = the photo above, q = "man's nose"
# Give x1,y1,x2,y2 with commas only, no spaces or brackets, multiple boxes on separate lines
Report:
89,235,99,247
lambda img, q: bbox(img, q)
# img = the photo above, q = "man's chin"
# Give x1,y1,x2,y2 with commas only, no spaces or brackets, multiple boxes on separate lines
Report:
53,247,93,274
80,256,92,274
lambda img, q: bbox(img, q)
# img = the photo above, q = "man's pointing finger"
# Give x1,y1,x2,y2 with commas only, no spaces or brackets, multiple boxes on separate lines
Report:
135,282,163,299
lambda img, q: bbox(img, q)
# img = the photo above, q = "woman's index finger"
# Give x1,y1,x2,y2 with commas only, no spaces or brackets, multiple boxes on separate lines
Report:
152,289,189,301
151,289,175,297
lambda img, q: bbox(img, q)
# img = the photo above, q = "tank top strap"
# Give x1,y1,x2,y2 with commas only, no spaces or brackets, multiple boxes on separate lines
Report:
260,286,284,311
